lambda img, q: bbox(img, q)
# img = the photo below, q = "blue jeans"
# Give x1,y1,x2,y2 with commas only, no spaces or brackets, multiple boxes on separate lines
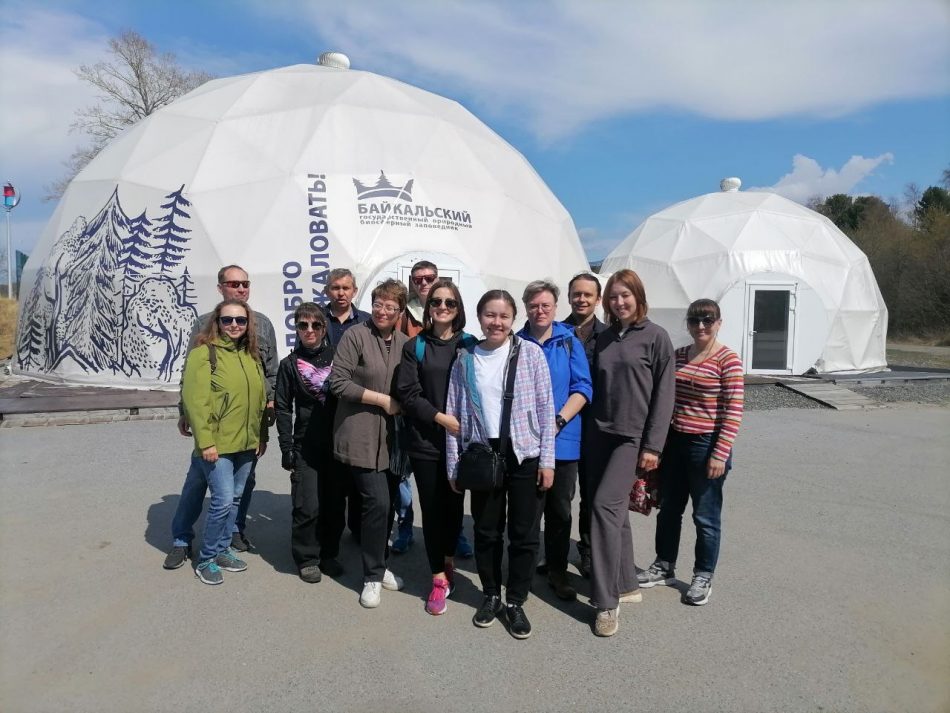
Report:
397,475,414,530
171,455,256,548
655,431,731,577
171,452,255,561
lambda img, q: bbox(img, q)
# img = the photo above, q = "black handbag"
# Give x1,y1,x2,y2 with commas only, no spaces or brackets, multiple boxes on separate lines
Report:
456,339,520,491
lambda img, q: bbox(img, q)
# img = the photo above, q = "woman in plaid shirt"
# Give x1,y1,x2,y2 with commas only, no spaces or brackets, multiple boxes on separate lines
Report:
445,289,556,640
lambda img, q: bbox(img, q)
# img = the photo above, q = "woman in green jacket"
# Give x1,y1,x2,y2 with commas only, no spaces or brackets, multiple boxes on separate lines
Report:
177,299,267,585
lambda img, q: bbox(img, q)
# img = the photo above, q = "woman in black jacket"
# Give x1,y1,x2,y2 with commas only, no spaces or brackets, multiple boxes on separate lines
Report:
396,280,471,616
275,303,341,583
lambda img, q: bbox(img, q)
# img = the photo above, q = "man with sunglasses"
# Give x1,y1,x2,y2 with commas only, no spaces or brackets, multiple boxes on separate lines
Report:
165,265,278,569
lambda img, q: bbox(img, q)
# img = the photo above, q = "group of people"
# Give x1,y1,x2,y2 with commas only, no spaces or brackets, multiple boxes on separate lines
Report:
163,259,744,639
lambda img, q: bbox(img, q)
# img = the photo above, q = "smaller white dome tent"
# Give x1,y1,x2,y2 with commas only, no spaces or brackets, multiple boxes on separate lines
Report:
600,180,888,373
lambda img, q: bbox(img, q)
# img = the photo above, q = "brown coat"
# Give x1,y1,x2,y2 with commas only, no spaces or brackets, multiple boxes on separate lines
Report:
328,321,409,470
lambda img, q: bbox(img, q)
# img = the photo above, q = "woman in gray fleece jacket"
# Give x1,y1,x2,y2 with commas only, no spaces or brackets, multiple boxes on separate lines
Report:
328,279,409,609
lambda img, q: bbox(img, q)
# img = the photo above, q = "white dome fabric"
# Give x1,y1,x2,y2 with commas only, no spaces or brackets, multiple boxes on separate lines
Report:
15,64,588,388
600,190,888,373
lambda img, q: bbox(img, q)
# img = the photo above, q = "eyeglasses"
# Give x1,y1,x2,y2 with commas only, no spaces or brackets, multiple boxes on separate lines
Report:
412,274,437,286
296,321,325,332
220,280,251,289
526,303,555,313
372,302,400,315
686,316,717,327
428,297,458,309
218,316,248,326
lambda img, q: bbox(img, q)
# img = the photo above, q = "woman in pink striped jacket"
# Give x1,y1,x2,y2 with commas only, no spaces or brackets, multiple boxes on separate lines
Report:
445,289,556,640
637,298,745,607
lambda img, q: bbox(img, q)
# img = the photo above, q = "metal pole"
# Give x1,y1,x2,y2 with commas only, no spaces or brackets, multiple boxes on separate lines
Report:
5,209,11,300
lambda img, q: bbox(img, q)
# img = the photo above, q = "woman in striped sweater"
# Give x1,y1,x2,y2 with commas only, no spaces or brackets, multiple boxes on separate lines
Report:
637,298,744,606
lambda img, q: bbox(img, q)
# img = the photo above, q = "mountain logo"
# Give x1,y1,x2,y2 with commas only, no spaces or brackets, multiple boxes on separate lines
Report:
352,171,414,202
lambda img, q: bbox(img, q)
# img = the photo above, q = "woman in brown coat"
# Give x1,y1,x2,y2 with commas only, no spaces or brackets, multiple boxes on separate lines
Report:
328,279,410,608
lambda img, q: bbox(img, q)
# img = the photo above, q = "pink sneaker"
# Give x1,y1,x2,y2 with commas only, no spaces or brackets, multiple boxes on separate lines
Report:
426,577,450,616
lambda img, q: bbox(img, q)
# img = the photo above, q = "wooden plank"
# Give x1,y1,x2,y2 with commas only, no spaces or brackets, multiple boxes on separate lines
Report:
0,391,179,415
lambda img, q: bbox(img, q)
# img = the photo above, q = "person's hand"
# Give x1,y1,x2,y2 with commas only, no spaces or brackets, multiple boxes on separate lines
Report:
281,451,295,471
638,450,660,472
257,441,268,458
264,403,277,427
436,413,461,436
177,416,192,437
707,457,726,479
382,396,401,416
201,446,219,463
537,468,554,491
448,479,462,494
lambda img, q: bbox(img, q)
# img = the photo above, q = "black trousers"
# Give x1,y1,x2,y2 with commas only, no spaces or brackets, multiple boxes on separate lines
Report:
290,449,347,568
411,455,464,574
350,466,400,581
542,459,578,573
469,442,544,605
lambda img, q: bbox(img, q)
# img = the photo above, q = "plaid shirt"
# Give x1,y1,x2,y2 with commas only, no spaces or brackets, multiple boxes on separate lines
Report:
445,336,556,479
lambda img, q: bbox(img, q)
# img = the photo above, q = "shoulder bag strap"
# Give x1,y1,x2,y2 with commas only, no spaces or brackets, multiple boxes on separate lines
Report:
497,337,521,462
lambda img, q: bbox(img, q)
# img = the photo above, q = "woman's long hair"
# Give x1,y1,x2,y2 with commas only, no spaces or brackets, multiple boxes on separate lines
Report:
196,299,260,361
602,269,648,327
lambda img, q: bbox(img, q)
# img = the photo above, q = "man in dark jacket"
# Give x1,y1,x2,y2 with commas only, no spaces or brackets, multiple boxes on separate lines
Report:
561,272,608,578
164,265,278,570
322,268,370,347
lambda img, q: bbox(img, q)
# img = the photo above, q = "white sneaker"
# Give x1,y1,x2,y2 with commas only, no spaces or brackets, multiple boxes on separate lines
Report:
619,589,643,603
360,581,382,608
381,569,404,591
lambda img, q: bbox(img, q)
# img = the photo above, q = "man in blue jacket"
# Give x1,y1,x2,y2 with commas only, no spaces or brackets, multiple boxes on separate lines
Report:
517,280,592,600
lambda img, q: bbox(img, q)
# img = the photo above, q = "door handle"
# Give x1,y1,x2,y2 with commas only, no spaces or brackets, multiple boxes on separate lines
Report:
749,331,757,336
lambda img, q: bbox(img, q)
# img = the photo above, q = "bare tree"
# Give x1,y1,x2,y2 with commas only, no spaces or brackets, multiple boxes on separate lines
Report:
44,30,214,201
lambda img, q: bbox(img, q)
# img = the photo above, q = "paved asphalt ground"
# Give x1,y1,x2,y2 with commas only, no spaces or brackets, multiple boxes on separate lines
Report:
1,406,948,713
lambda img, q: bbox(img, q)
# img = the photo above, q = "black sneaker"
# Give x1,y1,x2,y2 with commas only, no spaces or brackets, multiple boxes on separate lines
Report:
230,532,253,552
319,558,344,577
472,595,503,628
506,603,532,640
299,565,322,583
637,561,675,588
163,545,191,570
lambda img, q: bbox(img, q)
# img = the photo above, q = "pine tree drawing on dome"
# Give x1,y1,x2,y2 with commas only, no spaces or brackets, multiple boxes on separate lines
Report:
152,185,192,274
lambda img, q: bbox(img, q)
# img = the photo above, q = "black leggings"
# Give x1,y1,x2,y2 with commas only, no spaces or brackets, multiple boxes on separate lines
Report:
410,456,464,574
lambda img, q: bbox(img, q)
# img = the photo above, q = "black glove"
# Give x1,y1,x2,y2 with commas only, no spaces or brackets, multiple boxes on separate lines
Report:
265,406,277,427
281,450,295,471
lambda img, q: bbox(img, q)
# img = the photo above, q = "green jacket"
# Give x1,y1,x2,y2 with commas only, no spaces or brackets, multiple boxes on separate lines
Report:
182,337,267,456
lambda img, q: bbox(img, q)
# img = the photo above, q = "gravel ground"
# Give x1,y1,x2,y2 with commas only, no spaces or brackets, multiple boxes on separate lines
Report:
853,381,950,405
743,384,825,410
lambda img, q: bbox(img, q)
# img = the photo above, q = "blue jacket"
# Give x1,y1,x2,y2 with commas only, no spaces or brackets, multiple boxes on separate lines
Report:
516,321,592,460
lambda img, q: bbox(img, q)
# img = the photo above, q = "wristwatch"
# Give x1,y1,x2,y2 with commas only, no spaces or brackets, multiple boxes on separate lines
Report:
555,415,567,431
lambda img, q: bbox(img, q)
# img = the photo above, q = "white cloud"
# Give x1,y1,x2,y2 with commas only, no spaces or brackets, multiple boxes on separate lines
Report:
263,0,950,141
752,153,895,203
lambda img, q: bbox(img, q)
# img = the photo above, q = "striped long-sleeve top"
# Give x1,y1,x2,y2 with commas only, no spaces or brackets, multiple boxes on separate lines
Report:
671,345,744,462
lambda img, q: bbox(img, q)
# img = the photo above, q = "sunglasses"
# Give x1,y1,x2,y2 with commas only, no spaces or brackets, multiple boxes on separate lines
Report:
686,316,717,327
220,280,251,289
428,297,458,309
296,320,325,332
412,274,437,286
219,315,248,326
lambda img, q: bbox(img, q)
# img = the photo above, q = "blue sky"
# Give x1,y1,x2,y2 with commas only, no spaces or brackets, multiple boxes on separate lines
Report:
1,0,948,264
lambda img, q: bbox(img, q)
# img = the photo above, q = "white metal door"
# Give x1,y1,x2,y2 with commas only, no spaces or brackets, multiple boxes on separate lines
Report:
744,283,797,374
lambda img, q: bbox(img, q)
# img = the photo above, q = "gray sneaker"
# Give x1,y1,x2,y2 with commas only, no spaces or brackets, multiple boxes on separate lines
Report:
163,545,191,570
683,575,712,605
637,561,675,588
195,560,223,585
215,549,248,572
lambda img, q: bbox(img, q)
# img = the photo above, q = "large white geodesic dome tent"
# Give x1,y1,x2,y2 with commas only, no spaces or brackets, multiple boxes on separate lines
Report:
15,56,588,388
600,180,888,374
